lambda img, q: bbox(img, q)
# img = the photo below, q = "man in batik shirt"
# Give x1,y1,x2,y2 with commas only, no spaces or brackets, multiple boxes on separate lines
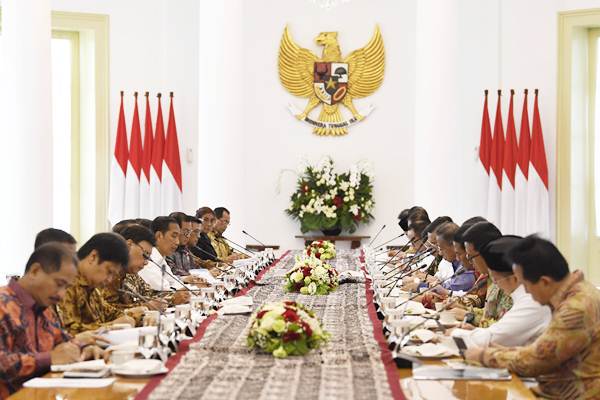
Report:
0,244,103,396
466,236,600,399
58,233,139,334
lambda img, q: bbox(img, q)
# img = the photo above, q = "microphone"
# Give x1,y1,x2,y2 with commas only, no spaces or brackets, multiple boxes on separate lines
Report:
190,244,237,271
384,247,434,277
384,250,436,296
242,230,266,247
373,232,406,251
221,235,256,256
394,277,488,350
118,287,153,303
368,225,386,247
145,255,197,293
393,267,471,309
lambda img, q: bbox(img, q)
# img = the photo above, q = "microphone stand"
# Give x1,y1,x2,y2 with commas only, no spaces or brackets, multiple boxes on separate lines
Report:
190,244,238,271
393,277,488,351
368,225,386,247
393,268,470,309
242,230,267,247
221,235,256,256
373,232,407,251
384,251,437,297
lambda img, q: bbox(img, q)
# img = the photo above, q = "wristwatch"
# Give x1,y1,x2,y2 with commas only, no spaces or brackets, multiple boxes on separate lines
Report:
464,312,475,324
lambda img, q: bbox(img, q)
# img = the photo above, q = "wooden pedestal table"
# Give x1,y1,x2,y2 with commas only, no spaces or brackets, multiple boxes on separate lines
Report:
295,235,370,249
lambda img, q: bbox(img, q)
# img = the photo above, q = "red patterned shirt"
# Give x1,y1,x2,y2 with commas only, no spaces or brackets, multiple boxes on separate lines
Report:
0,280,71,397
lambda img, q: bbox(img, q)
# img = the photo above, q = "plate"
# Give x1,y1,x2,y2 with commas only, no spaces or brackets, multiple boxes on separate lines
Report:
400,343,459,358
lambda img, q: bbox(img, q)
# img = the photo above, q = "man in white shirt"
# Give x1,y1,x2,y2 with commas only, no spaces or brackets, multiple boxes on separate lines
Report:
450,236,551,347
138,216,193,292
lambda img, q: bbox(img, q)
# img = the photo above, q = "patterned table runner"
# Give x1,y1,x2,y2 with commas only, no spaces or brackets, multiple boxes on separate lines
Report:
137,250,404,400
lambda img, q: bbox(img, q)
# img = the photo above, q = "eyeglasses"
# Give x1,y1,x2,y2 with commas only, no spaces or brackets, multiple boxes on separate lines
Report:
133,243,152,260
182,229,192,237
466,252,481,262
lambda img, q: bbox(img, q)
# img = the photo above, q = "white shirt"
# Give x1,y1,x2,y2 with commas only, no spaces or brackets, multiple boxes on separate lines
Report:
434,259,454,282
137,247,186,291
452,284,551,348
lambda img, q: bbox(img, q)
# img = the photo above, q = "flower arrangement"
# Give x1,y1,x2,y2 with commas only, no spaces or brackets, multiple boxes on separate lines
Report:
284,255,339,295
247,301,329,358
306,240,336,260
286,158,374,233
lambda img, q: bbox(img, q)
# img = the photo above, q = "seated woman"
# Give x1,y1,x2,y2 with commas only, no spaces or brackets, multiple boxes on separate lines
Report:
450,236,551,347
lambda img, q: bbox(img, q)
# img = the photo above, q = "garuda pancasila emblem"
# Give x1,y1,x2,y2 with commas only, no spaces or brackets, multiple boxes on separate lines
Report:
278,25,385,136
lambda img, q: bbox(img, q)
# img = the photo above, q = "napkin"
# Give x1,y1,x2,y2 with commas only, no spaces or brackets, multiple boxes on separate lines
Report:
409,329,435,343
23,378,115,388
221,296,253,307
218,304,252,315
51,359,107,372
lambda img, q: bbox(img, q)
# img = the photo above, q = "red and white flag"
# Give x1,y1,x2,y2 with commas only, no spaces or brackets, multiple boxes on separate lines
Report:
515,89,531,236
487,90,505,227
161,92,183,213
150,94,165,216
500,90,518,234
527,90,550,237
140,92,154,218
478,90,493,213
108,91,128,226
124,92,142,218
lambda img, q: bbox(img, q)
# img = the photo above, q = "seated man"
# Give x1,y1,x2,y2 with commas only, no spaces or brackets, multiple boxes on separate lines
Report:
58,233,139,335
461,221,512,326
450,236,551,347
118,224,189,308
34,228,77,251
465,235,600,399
430,222,476,296
166,212,195,276
211,207,246,262
138,217,197,292
0,244,103,396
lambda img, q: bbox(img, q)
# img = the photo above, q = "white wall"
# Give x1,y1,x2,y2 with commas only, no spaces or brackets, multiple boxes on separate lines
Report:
52,0,200,223
237,0,417,249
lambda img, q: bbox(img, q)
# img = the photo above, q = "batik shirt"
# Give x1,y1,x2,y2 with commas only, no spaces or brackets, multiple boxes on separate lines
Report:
0,280,71,396
482,271,600,399
210,233,234,260
473,281,513,327
57,274,123,335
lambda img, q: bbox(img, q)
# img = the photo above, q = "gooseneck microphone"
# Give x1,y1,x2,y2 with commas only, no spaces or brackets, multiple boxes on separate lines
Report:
393,267,471,309
373,232,406,251
368,225,386,247
190,244,237,271
221,235,256,256
242,230,267,247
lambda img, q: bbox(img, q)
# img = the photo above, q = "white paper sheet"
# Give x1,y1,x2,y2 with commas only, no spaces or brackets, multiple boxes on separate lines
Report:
23,378,115,388
188,269,218,284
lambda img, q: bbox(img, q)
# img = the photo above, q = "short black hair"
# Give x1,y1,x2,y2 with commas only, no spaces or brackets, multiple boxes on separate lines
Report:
214,207,230,219
169,212,189,227
453,218,486,247
135,218,153,230
120,224,156,246
423,216,453,238
481,236,522,273
398,209,411,231
77,232,129,268
186,215,200,224
408,207,430,226
408,219,430,238
462,221,502,251
112,219,137,234
25,243,79,274
34,228,77,249
463,216,487,225
506,235,569,283
436,222,459,243
151,216,178,234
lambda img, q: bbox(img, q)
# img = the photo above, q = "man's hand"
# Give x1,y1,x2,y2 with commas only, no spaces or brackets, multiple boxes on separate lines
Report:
74,331,111,347
182,275,207,285
80,345,104,361
458,322,476,330
51,342,81,365
111,315,136,328
451,307,468,321
146,299,168,311
172,290,190,305
464,346,485,364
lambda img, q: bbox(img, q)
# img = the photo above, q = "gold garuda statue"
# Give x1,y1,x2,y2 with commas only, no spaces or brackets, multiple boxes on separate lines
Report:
278,25,385,136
